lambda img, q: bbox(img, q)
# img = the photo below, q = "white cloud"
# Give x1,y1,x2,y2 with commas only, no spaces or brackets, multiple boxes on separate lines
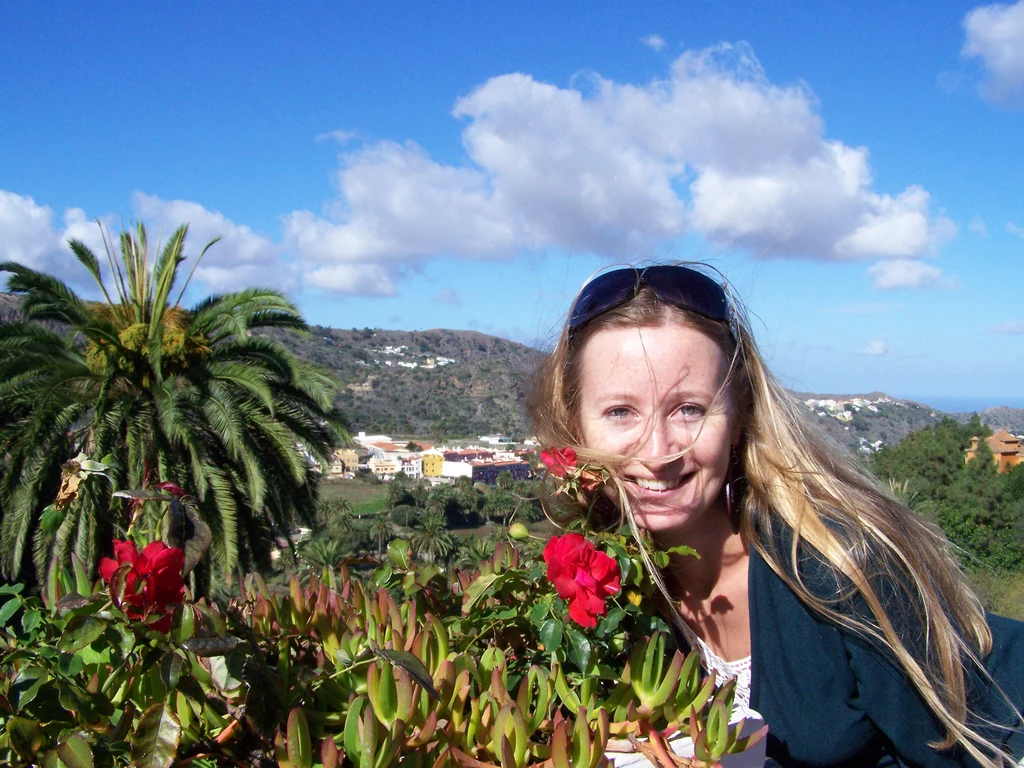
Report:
1007,221,1024,238
304,263,395,295
867,259,945,290
861,339,889,355
0,190,108,283
132,192,291,293
435,286,461,305
993,319,1024,334
0,191,63,270
315,130,358,144
963,0,1024,106
642,35,667,52
283,42,954,295
969,215,989,237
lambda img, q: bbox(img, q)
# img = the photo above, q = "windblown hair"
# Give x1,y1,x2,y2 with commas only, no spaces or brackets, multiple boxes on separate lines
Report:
528,267,1017,767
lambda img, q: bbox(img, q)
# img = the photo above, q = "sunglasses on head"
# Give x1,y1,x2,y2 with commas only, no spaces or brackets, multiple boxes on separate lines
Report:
568,265,734,338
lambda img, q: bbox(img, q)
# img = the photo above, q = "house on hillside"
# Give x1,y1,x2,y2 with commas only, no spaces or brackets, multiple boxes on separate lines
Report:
965,429,1024,473
469,459,532,485
328,448,360,475
421,451,444,478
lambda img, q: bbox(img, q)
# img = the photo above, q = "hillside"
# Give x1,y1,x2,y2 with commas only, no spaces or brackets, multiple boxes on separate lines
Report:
951,406,1024,435
2,291,1022,447
794,392,951,456
266,326,547,438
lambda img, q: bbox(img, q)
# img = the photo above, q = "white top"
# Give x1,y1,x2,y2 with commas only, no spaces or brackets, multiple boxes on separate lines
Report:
678,622,752,711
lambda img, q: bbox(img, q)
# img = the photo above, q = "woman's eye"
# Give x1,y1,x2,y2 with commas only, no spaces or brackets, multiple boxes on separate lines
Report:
677,404,704,419
605,407,632,420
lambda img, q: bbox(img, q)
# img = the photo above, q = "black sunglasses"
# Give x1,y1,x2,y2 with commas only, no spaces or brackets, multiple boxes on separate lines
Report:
568,265,733,337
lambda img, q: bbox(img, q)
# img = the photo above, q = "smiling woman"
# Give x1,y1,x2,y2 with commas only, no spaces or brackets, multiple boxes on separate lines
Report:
529,263,1024,767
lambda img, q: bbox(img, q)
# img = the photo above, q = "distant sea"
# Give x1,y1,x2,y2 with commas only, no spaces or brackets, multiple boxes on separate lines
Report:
904,395,1024,413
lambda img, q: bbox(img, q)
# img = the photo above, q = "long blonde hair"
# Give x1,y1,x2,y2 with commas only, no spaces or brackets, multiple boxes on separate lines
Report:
529,268,1016,766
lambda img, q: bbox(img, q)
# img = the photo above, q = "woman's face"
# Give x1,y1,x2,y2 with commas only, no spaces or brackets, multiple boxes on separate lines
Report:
577,321,741,542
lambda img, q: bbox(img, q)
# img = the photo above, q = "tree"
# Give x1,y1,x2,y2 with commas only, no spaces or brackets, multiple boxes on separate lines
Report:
411,509,455,564
368,515,394,556
484,489,519,527
0,223,346,584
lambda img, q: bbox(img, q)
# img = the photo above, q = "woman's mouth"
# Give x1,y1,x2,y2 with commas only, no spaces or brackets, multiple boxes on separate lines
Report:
628,475,685,492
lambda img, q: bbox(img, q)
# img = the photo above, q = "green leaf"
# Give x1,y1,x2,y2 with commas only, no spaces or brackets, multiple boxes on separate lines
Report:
71,553,92,597
21,609,41,634
56,735,94,768
386,539,412,570
11,667,47,711
374,648,439,699
529,601,548,624
160,652,186,690
0,595,22,627
58,616,105,652
39,505,65,534
208,653,243,693
565,627,592,673
538,618,563,654
665,544,700,560
59,652,85,677
462,573,499,613
6,715,45,760
131,702,181,768
372,563,393,587
286,707,312,768
596,606,627,637
0,583,25,596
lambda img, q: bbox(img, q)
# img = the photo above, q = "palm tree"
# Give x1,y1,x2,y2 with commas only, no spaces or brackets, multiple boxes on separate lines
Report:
299,535,348,570
455,534,494,567
484,489,519,527
411,510,455,564
0,223,346,584
386,480,409,511
368,515,394,557
316,497,354,534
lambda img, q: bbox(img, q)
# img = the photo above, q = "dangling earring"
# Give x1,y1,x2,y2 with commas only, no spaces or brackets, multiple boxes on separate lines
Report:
725,447,743,532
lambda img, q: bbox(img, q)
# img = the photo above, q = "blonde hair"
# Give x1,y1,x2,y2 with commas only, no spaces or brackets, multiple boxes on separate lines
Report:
529,267,1018,767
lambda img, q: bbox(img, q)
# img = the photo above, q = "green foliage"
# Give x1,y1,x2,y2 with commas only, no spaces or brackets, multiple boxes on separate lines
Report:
0,523,765,766
0,224,347,586
871,416,1024,572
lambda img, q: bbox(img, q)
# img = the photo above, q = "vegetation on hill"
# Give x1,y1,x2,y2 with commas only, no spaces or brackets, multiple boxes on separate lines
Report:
0,224,345,588
261,326,546,438
966,406,1024,435
871,416,1024,614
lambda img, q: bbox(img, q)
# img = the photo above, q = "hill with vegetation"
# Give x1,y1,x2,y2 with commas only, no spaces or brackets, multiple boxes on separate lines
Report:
4,291,1022,447
264,325,547,438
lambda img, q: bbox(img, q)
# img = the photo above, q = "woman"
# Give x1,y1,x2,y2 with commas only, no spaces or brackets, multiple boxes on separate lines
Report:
529,264,1024,767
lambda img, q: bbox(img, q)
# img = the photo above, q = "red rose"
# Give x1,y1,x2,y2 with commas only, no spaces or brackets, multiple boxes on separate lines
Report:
540,447,577,478
99,539,185,632
543,533,621,628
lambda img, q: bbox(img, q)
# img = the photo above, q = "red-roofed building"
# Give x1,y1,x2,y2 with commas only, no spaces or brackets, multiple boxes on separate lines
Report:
966,429,1024,473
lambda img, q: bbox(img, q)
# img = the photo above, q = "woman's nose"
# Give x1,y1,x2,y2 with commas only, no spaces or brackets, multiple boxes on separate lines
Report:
638,417,676,459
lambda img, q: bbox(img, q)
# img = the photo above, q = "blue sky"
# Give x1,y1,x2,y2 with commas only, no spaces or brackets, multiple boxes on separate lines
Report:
2,1,1023,407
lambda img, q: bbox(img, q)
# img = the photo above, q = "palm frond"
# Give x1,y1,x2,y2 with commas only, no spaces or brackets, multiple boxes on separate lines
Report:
68,238,117,307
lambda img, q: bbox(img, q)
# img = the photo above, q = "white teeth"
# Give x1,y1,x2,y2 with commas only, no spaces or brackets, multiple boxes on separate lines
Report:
632,476,682,491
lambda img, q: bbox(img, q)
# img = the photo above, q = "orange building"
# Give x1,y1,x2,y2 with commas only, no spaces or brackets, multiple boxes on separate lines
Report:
965,429,1024,473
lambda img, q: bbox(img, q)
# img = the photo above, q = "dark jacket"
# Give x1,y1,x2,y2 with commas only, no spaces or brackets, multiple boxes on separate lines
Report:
746,543,1024,767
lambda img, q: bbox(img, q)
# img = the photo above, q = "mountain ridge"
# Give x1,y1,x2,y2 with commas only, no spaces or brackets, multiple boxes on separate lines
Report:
2,292,1021,446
